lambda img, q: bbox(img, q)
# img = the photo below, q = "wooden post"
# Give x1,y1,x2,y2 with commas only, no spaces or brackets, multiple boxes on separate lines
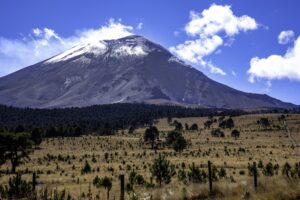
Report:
119,174,125,200
88,183,92,200
298,161,300,178
32,172,36,191
253,162,258,190
208,160,212,194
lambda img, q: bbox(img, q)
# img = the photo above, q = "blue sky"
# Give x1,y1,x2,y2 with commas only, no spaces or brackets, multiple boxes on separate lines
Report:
0,0,300,104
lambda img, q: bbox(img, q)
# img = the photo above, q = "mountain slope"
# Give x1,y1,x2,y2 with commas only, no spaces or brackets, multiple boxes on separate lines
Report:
0,35,295,109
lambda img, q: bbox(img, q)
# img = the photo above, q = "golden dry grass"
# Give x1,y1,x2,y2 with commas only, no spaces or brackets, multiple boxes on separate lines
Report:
0,113,300,199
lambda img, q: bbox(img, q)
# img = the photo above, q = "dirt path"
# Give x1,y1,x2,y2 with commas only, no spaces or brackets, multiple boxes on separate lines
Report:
283,120,299,147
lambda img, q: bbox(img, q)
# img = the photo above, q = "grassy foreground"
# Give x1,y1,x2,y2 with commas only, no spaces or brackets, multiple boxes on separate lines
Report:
0,113,300,199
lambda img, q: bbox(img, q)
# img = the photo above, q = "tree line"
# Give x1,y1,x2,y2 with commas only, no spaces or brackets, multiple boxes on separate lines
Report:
0,103,246,137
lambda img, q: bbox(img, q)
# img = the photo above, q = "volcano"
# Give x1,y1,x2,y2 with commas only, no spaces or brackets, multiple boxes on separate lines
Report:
0,35,295,109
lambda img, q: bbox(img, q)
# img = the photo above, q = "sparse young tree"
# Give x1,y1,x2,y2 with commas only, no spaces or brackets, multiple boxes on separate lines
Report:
219,167,227,178
173,136,187,152
185,123,189,131
263,162,274,176
258,160,264,168
101,176,112,200
165,131,187,152
0,173,35,199
187,163,207,183
219,117,234,129
30,128,43,148
129,170,137,185
177,169,188,184
81,161,91,174
167,116,172,124
282,162,292,178
257,118,271,128
226,117,234,129
144,126,159,149
231,129,240,139
129,170,144,187
0,132,34,173
93,175,101,188
218,116,225,122
211,129,225,137
278,114,286,122
174,121,183,132
150,154,176,186
128,126,135,134
204,120,213,129
189,123,198,131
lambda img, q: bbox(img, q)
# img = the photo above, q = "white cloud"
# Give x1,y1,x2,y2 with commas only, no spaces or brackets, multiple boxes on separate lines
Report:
205,61,226,75
173,31,180,37
248,36,300,82
170,35,223,63
170,4,258,75
231,70,236,77
264,80,272,92
0,19,134,76
278,30,295,44
32,28,42,37
136,22,143,30
185,5,257,37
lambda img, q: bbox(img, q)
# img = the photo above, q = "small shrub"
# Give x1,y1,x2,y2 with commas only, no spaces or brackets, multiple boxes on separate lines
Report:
81,161,91,174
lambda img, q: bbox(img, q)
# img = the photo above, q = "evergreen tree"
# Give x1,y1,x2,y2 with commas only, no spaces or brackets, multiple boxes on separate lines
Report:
30,128,43,148
185,123,189,131
189,123,198,131
231,129,240,139
204,120,213,129
282,162,292,178
101,176,112,200
0,173,35,199
144,126,159,149
187,163,207,183
81,161,92,174
165,131,187,152
150,154,176,186
0,132,34,173
211,129,225,137
173,121,183,132
219,117,234,129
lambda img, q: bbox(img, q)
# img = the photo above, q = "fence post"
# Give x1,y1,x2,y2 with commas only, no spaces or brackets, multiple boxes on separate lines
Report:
32,172,36,191
253,162,258,190
208,160,212,194
298,161,300,178
88,183,92,200
119,174,125,200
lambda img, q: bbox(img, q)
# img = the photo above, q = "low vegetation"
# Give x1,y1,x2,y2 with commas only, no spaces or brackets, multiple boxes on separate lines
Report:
0,111,300,199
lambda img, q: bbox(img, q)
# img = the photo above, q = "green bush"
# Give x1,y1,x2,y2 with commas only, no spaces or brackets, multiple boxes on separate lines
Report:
187,163,207,183
150,154,176,186
211,129,225,137
81,161,91,174
165,131,187,152
0,173,35,199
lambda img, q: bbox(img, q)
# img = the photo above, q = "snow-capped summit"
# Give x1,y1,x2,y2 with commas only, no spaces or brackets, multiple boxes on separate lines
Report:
0,35,295,108
44,35,155,65
45,41,107,64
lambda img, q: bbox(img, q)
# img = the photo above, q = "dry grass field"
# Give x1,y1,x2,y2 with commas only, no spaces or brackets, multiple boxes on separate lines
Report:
1,113,300,200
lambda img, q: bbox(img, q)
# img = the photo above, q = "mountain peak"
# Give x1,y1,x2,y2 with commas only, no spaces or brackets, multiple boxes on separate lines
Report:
44,35,154,64
110,34,146,41
0,35,295,109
